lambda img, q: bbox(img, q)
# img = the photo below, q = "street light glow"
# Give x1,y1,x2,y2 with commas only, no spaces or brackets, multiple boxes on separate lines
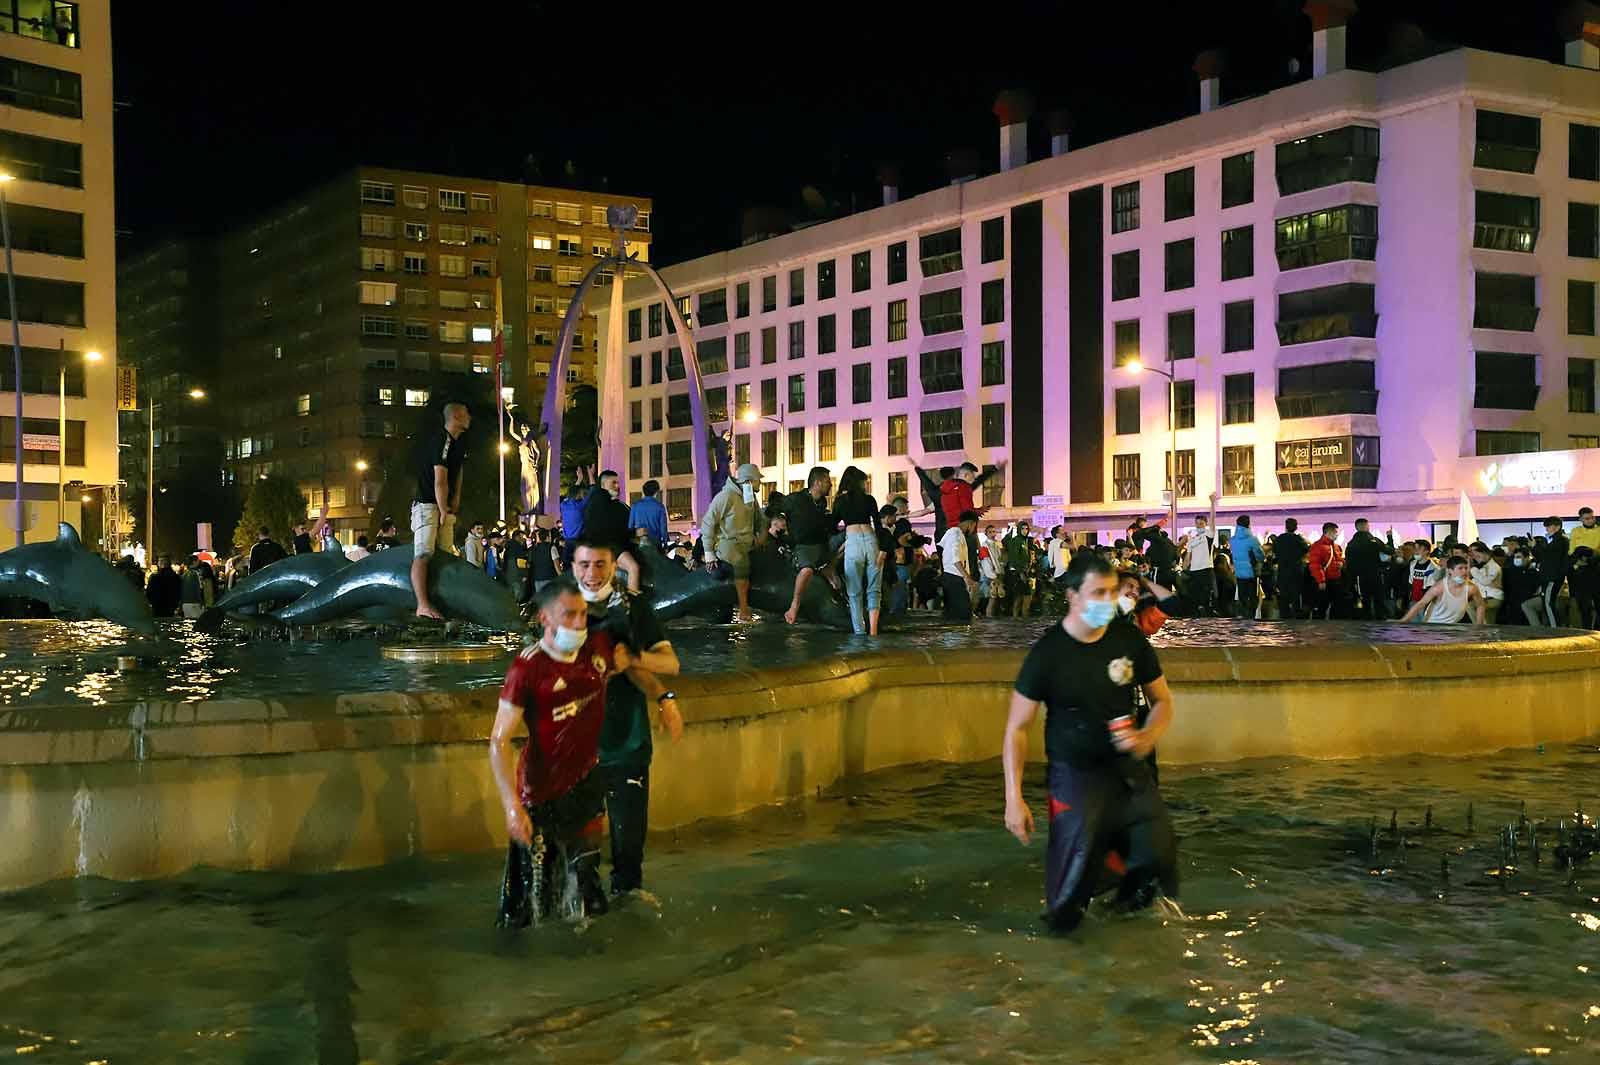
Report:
354,460,369,472
741,410,757,424
84,350,102,362
80,494,89,504
0,173,13,184
1126,359,1143,374
188,388,206,399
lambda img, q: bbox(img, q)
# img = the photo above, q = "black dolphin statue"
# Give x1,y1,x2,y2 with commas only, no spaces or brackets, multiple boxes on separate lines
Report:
0,523,156,635
196,550,351,632
271,548,524,631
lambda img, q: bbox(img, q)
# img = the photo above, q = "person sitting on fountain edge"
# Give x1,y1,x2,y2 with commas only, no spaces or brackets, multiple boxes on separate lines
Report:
410,402,470,620
1002,552,1179,932
491,578,638,925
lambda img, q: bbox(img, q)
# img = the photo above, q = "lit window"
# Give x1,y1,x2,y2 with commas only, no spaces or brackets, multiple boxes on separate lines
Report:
470,193,493,212
404,221,428,242
296,394,311,416
401,185,427,209
531,234,553,251
406,388,430,407
377,386,394,406
438,189,467,212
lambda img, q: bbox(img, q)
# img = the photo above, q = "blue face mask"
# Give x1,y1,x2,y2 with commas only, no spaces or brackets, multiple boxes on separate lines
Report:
1079,599,1118,628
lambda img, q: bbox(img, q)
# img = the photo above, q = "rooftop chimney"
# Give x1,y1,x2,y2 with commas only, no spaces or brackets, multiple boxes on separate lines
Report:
877,162,902,206
1193,49,1226,112
995,90,1032,172
1047,109,1073,157
946,146,980,186
1560,2,1600,69
1305,0,1358,77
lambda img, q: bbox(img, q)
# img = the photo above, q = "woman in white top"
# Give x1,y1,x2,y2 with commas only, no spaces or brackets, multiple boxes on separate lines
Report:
1467,542,1504,622
1401,557,1486,625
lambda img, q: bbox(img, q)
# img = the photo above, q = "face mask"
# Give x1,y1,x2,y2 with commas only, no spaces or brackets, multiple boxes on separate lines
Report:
741,483,756,503
548,624,586,653
579,580,614,604
1451,574,1467,586
1079,599,1118,628
1514,557,1526,567
1117,594,1137,615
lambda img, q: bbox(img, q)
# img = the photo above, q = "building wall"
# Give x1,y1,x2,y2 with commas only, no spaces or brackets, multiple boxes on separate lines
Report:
0,0,114,543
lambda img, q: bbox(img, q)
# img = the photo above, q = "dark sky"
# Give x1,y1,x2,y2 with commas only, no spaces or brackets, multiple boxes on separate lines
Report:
111,0,1573,265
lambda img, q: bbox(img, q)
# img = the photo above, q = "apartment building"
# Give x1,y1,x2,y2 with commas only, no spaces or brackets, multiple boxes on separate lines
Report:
606,15,1600,543
0,0,116,543
119,167,650,544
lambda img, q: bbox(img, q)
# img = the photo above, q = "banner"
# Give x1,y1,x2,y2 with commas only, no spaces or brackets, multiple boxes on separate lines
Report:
116,365,138,411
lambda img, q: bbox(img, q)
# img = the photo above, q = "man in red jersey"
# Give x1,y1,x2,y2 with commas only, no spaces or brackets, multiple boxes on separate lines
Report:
491,577,636,927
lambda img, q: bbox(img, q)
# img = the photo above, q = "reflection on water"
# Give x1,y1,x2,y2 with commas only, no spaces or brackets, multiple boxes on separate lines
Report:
1,745,1597,1063
0,616,1585,709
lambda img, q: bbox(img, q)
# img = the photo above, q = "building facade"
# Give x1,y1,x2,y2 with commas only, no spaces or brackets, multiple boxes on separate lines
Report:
0,0,116,544
605,38,1600,545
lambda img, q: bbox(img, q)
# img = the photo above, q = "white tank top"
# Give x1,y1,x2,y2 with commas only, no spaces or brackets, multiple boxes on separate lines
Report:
1424,579,1471,624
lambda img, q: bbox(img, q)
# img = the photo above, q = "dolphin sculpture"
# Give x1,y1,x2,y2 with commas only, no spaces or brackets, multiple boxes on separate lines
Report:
270,548,524,631
0,523,156,636
632,541,864,630
195,550,351,632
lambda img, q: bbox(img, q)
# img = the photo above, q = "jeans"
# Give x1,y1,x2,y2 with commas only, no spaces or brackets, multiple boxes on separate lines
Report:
891,564,910,615
842,530,881,634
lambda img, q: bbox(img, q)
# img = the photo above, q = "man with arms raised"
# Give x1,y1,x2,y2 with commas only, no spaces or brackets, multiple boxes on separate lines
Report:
411,402,470,619
1002,553,1179,932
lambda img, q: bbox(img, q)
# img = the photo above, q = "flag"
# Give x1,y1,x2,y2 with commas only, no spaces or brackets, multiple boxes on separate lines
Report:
1457,489,1479,545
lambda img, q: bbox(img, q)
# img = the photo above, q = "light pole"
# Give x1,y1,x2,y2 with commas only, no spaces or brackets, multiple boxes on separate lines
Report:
741,402,787,494
0,171,23,546
1127,359,1179,531
59,346,101,525
148,387,206,562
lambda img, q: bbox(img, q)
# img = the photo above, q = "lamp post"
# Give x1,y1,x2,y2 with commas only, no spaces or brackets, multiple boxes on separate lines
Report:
1127,359,1179,531
148,387,205,561
0,171,23,546
741,402,786,494
59,347,101,525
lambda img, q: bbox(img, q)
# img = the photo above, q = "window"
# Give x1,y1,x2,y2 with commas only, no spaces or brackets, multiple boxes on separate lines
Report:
438,189,467,212
788,320,806,359
850,306,871,348
470,193,492,213
1114,319,1141,366
1111,250,1139,300
1276,360,1378,418
554,203,582,225
789,267,805,307
1474,273,1538,331
649,443,664,477
1476,430,1541,456
815,368,833,408
762,275,777,313
761,326,777,364
1572,280,1597,336
1275,125,1380,195
1165,167,1194,221
852,251,871,292
852,362,871,404
375,386,395,407
734,382,752,420
1275,204,1378,269
361,247,396,272
1112,454,1141,501
1224,373,1254,424
1168,379,1196,430
1571,358,1597,414
360,214,395,238
888,414,908,455
920,407,964,452
663,486,689,520
629,400,642,434
473,228,493,246
359,315,396,337
817,422,836,461
439,320,467,343
627,308,642,343
1574,123,1600,182
361,180,396,205
1221,151,1254,209
704,386,728,422
438,289,469,309
888,471,908,499
1114,387,1140,434
647,303,664,338
557,235,582,258
981,218,1004,263
1572,202,1599,258
1111,181,1140,233
1165,449,1197,498
920,288,963,334
1475,110,1540,173
1224,299,1254,353
1220,225,1254,280
888,241,908,284
981,279,1005,324
920,227,963,276
1574,435,1600,449
650,350,662,384
531,265,553,283
1164,238,1194,291
296,393,312,416
629,355,642,388
405,388,430,408
817,259,836,300
1474,191,1540,253
1474,351,1539,410
403,251,427,275
627,446,643,481
887,356,907,399
920,348,963,393
761,377,778,416
691,288,725,327
1167,310,1195,361
673,296,691,330
698,337,728,376
852,418,873,458
788,426,805,465
667,393,691,428
529,199,554,219
438,254,466,278
1276,283,1378,345
471,259,494,278
360,281,396,305
403,319,429,340
667,348,685,381
734,331,751,368
981,342,1005,386
666,440,693,474
736,281,750,318
981,403,1005,447
817,313,837,354
1222,445,1255,496
405,288,429,306
888,299,908,341
0,55,77,118
402,220,429,243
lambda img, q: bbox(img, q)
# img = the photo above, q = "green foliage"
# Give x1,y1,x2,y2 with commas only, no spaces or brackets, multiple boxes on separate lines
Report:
233,474,307,554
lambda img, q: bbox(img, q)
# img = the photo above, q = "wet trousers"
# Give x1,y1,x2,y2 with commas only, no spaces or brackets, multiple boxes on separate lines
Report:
1043,759,1178,933
496,771,606,927
603,762,651,894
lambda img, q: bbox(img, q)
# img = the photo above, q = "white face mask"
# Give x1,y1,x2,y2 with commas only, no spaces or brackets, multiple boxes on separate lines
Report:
741,483,756,503
548,624,586,653
1451,574,1467,586
1117,594,1137,615
578,580,614,604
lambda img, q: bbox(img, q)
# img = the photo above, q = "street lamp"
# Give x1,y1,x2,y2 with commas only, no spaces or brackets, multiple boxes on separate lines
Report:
0,170,23,546
741,403,787,494
354,459,369,473
1126,358,1179,531
148,386,207,561
58,348,101,524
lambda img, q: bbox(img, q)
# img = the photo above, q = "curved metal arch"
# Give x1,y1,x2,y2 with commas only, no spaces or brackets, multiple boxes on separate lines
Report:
538,254,717,518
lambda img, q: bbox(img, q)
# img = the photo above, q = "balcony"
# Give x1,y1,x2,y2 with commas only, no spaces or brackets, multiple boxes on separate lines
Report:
1275,311,1378,346
1275,389,1379,419
1473,302,1538,332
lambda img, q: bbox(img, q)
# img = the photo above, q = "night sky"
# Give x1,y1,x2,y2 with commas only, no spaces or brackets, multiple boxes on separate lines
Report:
111,0,1574,265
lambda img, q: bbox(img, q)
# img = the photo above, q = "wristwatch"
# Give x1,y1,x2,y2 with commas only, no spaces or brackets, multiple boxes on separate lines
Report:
657,691,677,704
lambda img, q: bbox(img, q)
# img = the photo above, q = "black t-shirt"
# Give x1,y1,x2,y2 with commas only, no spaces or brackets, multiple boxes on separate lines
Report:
292,532,312,555
830,491,881,530
249,539,286,572
1014,621,1163,770
784,490,832,547
590,590,669,768
413,428,466,505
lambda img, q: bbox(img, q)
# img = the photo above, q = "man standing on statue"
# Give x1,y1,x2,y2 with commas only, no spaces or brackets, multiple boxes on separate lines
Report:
700,462,762,622
410,402,470,619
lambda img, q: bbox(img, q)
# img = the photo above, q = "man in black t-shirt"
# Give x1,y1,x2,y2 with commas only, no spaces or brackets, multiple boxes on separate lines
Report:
248,527,286,574
1002,553,1179,932
410,402,471,619
782,466,834,625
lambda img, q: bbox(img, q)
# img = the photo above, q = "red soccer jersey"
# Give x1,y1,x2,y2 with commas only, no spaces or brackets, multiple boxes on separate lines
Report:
498,629,617,805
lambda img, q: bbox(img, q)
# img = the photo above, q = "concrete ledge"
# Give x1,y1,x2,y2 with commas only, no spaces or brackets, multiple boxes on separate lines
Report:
2,631,1598,891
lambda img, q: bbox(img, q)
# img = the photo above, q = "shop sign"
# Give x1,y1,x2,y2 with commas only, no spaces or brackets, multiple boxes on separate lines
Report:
1477,454,1576,496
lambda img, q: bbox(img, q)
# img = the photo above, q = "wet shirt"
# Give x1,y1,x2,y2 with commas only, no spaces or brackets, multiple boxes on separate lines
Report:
1014,621,1162,771
413,428,465,505
499,629,617,805
589,590,670,769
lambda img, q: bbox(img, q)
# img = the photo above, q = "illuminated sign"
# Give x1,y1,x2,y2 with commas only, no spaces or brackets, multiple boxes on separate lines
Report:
1477,454,1576,496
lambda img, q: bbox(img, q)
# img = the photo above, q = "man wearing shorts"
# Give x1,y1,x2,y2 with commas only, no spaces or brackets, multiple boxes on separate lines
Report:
699,461,762,622
782,466,833,624
410,402,470,619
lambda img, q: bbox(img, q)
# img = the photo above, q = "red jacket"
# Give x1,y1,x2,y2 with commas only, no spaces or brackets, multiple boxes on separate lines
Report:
1308,536,1345,584
939,478,981,530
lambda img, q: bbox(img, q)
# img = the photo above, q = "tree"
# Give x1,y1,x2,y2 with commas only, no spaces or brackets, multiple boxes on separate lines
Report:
234,474,308,554
153,467,240,561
